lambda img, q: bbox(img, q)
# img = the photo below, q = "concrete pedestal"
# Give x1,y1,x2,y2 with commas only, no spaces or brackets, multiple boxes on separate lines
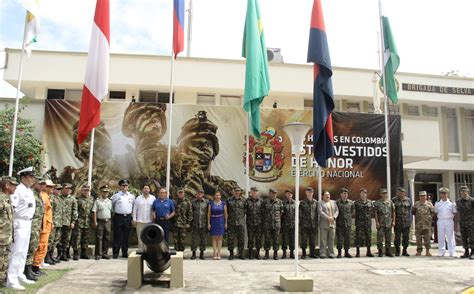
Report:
279,275,313,292
170,251,184,288
126,252,143,289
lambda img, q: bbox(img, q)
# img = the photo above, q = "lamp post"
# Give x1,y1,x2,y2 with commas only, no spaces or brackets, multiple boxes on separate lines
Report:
282,122,312,277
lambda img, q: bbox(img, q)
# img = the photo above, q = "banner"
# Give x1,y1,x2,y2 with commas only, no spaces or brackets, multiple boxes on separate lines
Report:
43,100,402,200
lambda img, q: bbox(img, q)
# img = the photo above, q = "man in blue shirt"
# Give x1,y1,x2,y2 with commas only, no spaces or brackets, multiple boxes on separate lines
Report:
151,188,175,243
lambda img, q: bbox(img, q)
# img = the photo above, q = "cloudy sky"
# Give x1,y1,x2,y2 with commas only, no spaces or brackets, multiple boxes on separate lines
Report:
1,0,473,96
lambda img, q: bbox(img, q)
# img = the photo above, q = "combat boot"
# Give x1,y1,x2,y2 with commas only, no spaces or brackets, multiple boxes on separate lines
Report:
263,250,270,260
386,248,394,257
80,249,90,260
355,247,360,258
366,247,374,257
32,265,46,276
395,247,400,257
344,250,353,258
337,249,342,258
228,249,234,260
281,250,287,259
309,248,317,258
273,250,279,260
402,247,410,257
191,250,196,260
66,248,71,259
199,250,205,260
469,250,474,260
60,250,68,261
45,251,55,265
460,248,469,258
24,265,38,281
248,249,254,260
238,249,245,260
54,248,61,263
425,249,432,257
378,248,383,257
73,250,80,261
289,250,295,259
255,249,261,260
301,249,307,259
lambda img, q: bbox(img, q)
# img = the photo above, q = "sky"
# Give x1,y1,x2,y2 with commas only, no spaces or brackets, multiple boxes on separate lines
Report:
1,0,473,97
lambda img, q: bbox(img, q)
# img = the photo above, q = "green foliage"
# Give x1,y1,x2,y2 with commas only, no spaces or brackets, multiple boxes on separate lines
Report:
0,99,43,176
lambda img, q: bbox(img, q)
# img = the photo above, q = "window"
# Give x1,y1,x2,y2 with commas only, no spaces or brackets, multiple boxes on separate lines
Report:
47,89,65,100
407,105,420,116
346,102,360,113
447,108,459,153
139,91,173,103
424,106,438,117
197,94,215,105
157,92,172,103
454,173,473,200
334,101,341,112
109,91,126,100
304,99,313,110
221,95,242,106
465,109,474,154
65,89,82,100
368,103,375,113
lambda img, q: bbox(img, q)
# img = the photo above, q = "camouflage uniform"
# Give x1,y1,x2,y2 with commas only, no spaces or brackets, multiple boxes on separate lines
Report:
26,191,44,265
172,197,193,251
413,200,434,253
299,198,318,256
226,197,246,257
393,197,412,254
60,194,78,257
191,198,209,252
71,196,94,255
456,194,474,257
245,196,263,257
336,199,354,252
48,193,64,257
281,198,296,253
374,199,394,253
262,197,283,253
0,192,13,286
354,199,373,248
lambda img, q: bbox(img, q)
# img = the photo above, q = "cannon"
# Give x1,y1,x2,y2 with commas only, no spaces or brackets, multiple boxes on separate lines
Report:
139,223,174,272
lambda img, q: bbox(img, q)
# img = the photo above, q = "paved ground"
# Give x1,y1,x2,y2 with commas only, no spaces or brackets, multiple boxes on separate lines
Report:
37,246,473,294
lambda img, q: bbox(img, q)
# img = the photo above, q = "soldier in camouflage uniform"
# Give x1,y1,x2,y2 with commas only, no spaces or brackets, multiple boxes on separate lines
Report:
0,177,17,287
71,185,94,260
60,183,78,261
300,187,318,259
456,186,474,259
172,189,193,252
413,191,434,256
374,188,395,257
336,188,354,258
226,187,246,259
46,184,63,264
354,188,374,257
281,189,295,259
24,177,45,281
393,187,412,257
245,187,263,259
191,189,208,260
262,188,283,260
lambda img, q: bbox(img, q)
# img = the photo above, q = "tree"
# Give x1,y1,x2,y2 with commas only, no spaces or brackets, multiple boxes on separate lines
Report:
0,99,43,176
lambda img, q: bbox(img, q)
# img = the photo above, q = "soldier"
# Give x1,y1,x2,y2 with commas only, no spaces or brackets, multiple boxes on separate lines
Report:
262,188,283,260
435,187,457,257
245,187,263,259
374,188,395,257
226,187,246,260
299,187,318,259
71,185,94,260
92,185,113,260
412,191,435,256
281,189,295,259
46,184,63,265
456,186,474,259
393,187,412,257
173,189,193,252
59,183,78,261
336,188,354,258
354,188,374,257
191,189,209,260
0,177,17,288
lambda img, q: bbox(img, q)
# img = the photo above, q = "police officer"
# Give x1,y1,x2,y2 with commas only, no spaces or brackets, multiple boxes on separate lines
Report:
456,186,474,259
262,188,283,260
0,176,17,288
173,189,193,252
281,189,295,259
227,187,246,260
6,167,36,290
393,187,412,257
59,183,77,261
299,187,318,259
191,189,208,260
413,191,434,256
92,185,113,260
111,179,135,258
46,184,63,265
374,188,394,257
71,185,94,260
354,188,374,257
245,187,263,259
336,188,354,258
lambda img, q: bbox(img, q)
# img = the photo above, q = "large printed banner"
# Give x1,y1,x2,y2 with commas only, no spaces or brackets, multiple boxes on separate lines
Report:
43,100,402,200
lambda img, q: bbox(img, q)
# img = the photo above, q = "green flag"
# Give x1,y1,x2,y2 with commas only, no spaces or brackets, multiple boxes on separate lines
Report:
380,16,400,104
242,0,270,138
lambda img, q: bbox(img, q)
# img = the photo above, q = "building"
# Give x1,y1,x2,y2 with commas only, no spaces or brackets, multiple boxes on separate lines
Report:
2,48,473,201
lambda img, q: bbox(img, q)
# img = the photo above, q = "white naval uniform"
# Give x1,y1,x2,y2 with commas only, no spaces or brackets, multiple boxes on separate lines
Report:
7,183,36,286
434,199,457,256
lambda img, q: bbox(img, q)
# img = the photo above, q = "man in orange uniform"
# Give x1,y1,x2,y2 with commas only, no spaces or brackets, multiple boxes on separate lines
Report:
32,180,54,273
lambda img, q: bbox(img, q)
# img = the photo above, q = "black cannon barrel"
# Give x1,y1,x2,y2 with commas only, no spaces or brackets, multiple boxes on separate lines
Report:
140,223,171,273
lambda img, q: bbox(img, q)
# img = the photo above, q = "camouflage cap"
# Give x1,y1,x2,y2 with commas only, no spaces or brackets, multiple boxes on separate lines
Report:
250,187,259,192
359,188,368,193
82,185,91,190
177,188,185,193
439,187,449,193
233,187,242,192
418,191,427,196
397,187,406,192
459,186,470,192
269,188,277,193
379,188,388,194
54,184,63,189
1,176,19,185
285,189,293,194
340,188,349,193
100,185,110,192
305,187,314,192
62,183,73,189
197,189,205,193
177,111,219,158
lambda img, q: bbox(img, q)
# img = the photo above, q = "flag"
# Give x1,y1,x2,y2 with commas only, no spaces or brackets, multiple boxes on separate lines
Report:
77,0,110,144
173,0,185,58
307,0,335,168
242,0,270,138
380,15,400,104
19,0,40,56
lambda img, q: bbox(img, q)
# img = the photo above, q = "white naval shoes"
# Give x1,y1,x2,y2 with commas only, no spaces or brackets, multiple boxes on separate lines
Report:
6,282,26,290
18,275,36,285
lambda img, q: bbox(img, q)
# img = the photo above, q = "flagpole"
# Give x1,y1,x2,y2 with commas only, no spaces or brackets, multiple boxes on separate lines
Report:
378,0,392,198
166,52,175,197
245,112,250,195
87,128,95,187
8,13,29,177
317,165,322,253
186,0,193,57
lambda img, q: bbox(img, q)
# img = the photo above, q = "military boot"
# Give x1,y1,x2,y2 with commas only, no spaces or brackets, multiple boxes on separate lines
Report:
73,250,80,261
273,250,279,260
395,247,400,257
301,249,307,259
228,249,234,260
367,247,374,257
289,250,295,259
248,249,254,260
80,249,90,260
309,248,317,258
337,249,342,258
255,249,261,260
263,250,270,260
378,248,383,257
281,250,287,259
60,249,68,261
45,251,55,265
199,250,205,260
386,248,394,257
469,249,474,260
54,248,61,263
344,250,353,258
32,265,46,276
191,250,196,260
460,248,469,258
238,249,245,260
425,249,432,257
66,248,71,259
24,265,38,281
402,247,410,257
355,247,360,257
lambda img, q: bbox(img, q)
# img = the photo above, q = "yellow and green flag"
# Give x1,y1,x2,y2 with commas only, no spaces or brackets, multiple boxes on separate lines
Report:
19,0,40,56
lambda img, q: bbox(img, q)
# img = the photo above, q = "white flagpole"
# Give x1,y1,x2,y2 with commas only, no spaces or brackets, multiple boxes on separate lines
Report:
186,0,193,57
8,14,28,177
245,112,250,195
87,128,95,187
378,0,392,198
166,53,175,197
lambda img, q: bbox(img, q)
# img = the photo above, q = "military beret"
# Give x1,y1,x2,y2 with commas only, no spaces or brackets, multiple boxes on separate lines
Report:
17,166,35,177
100,185,110,192
197,189,205,193
54,184,63,189
62,183,73,189
118,179,129,186
1,176,19,186
397,187,406,192
459,186,470,192
439,187,449,193
359,188,367,193
285,189,293,194
269,188,277,193
340,188,349,193
305,187,314,192
250,187,259,192
379,188,388,194
418,191,427,196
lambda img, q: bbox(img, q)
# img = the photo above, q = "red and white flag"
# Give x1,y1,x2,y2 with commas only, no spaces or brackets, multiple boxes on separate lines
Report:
77,0,110,144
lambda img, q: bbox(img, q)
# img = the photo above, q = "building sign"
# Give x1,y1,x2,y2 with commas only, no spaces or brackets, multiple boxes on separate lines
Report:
402,83,473,95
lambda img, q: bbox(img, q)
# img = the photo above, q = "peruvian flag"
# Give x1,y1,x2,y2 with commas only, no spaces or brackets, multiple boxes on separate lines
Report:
77,0,110,144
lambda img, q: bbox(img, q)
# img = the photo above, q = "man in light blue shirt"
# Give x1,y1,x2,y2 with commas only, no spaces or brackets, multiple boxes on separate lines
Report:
111,179,135,258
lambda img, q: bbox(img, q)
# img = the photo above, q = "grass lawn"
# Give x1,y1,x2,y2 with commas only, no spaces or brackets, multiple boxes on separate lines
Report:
1,268,71,294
